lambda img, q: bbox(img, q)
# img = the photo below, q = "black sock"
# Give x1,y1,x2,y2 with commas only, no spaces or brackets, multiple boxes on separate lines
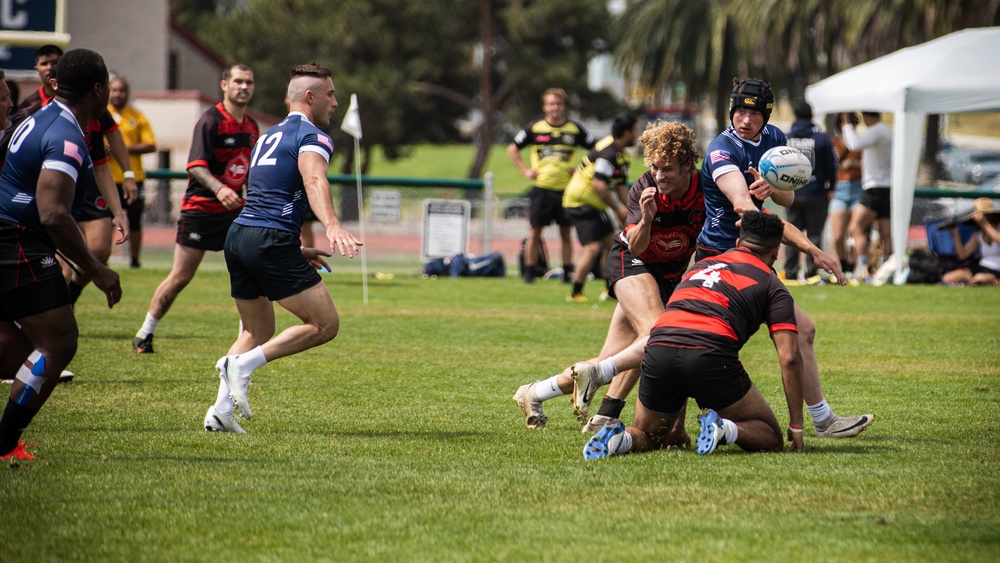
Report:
562,264,574,283
0,399,39,456
67,281,85,305
596,396,626,419
572,282,584,296
524,267,536,283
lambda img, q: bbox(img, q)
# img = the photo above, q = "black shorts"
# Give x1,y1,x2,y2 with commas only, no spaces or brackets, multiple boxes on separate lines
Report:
565,206,614,245
77,183,114,222
859,187,891,219
639,344,752,414
528,187,571,228
176,209,241,251
605,238,681,303
118,182,145,232
0,222,71,321
225,223,322,301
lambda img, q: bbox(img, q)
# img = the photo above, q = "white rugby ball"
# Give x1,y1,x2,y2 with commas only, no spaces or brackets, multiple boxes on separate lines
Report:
758,146,812,191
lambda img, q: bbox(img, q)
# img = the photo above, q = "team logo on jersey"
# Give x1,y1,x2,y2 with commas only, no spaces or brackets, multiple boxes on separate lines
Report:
225,154,250,184
95,196,108,211
224,137,237,146
647,232,690,262
40,256,57,268
188,232,202,242
561,134,575,144
537,134,552,142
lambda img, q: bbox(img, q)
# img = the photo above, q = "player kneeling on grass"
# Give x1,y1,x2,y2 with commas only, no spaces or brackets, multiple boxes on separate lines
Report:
584,211,806,459
203,63,361,433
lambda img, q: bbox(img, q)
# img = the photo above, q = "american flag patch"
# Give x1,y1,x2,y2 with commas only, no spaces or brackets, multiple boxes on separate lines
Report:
709,150,730,165
317,135,333,151
63,141,83,165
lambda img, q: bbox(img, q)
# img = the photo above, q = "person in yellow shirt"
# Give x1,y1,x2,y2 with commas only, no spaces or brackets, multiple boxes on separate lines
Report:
562,114,637,301
507,88,595,283
108,76,156,268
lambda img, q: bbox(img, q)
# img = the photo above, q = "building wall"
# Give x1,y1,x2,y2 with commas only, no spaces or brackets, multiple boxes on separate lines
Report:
66,0,170,91
168,26,227,100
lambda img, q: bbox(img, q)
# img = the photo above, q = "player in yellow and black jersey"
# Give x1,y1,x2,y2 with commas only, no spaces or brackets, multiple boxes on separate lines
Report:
507,88,595,283
562,114,637,301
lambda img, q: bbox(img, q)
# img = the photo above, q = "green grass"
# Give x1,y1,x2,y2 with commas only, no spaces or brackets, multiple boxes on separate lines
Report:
3,266,1000,561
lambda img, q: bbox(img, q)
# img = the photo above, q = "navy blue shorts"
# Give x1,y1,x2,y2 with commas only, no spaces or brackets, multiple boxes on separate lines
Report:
639,344,752,414
224,223,321,301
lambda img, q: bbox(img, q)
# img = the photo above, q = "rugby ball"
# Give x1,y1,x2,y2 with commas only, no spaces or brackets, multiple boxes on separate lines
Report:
758,146,812,191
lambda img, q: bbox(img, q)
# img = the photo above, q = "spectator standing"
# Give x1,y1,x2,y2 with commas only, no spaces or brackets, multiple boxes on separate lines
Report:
783,100,838,282
108,76,156,268
842,112,893,280
829,113,864,274
132,64,258,354
507,88,596,284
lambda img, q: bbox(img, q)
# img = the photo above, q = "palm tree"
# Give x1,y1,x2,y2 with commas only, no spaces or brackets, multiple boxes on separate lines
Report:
611,0,740,135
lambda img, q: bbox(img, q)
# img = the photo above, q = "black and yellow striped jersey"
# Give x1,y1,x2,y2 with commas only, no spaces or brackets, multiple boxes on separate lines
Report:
563,135,630,210
512,119,595,191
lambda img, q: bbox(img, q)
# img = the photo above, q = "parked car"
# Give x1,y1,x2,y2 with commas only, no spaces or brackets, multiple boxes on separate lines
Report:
943,149,1000,184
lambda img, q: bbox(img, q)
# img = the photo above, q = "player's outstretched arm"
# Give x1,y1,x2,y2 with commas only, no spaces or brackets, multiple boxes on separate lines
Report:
772,330,804,452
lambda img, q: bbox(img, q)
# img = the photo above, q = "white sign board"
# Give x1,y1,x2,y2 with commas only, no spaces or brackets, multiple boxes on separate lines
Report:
369,190,401,222
421,199,471,261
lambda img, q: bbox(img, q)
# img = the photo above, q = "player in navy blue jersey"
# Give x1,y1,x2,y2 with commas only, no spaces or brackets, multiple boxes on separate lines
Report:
584,211,804,459
132,64,259,354
697,78,873,440
203,63,361,433
0,49,122,460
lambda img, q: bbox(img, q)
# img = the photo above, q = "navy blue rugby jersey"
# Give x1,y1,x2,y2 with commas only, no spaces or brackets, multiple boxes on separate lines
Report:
698,124,787,252
235,112,334,234
0,101,94,244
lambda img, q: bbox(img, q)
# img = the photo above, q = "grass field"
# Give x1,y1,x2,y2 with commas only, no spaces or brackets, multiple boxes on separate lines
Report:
2,264,999,561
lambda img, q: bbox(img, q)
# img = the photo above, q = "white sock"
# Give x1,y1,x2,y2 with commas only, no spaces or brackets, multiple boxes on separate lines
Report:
14,350,44,382
235,346,267,375
722,418,739,445
808,400,835,426
611,431,633,455
28,350,42,364
213,378,233,414
597,358,618,385
136,313,160,339
532,375,565,402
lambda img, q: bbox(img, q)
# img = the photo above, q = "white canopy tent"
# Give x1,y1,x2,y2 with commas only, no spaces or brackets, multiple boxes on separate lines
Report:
805,27,1000,284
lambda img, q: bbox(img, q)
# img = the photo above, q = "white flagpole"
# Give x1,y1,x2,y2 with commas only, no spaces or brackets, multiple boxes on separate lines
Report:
354,136,368,305
340,94,368,304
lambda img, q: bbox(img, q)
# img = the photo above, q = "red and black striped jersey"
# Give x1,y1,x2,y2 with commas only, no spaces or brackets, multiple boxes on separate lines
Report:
182,103,259,214
619,170,705,277
648,247,797,355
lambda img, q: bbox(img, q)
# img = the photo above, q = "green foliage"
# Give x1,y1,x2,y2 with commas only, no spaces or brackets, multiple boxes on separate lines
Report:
3,267,999,560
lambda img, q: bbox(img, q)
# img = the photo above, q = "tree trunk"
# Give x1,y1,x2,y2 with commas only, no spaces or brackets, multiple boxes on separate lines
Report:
923,114,942,181
469,0,495,180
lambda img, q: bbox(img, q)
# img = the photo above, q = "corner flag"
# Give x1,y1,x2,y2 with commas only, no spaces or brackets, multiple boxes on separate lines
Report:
340,94,362,140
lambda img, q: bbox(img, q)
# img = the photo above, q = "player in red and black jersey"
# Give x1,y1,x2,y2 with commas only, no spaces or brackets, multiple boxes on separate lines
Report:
583,211,805,459
513,122,703,436
132,64,258,354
